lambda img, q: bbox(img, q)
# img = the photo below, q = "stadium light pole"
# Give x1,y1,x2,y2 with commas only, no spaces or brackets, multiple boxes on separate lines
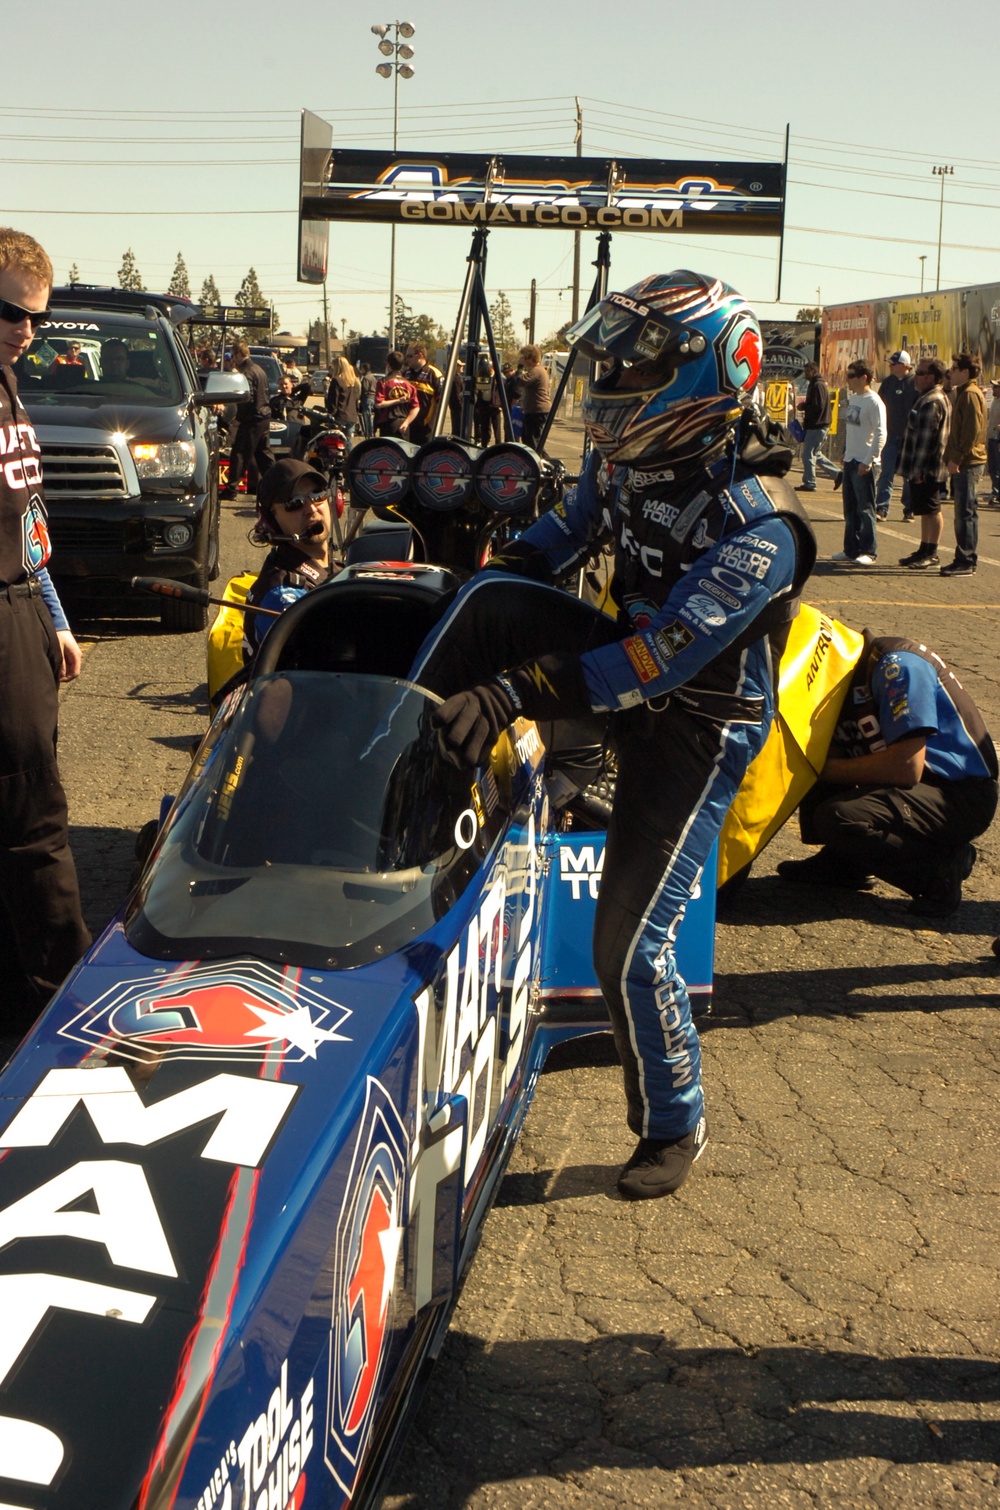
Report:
373,21,416,354
919,254,927,294
931,165,954,291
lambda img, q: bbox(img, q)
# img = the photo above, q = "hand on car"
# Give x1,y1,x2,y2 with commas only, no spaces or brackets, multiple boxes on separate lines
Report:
434,683,516,767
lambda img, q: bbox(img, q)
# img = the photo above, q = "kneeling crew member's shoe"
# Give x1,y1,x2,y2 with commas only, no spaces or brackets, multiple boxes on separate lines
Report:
777,849,875,890
618,1117,708,1200
908,844,976,918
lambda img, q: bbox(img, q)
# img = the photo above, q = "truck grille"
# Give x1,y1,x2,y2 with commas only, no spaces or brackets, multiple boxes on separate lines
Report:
49,520,129,555
41,443,128,501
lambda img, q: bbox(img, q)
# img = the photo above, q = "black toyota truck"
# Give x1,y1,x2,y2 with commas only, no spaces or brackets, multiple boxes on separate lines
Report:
15,286,248,630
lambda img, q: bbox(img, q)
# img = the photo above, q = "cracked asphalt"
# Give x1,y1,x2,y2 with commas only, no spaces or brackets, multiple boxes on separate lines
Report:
35,432,1000,1508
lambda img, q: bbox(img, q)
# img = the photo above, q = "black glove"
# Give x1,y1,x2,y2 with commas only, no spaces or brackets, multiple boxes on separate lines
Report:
434,682,517,767
481,538,555,583
433,654,592,767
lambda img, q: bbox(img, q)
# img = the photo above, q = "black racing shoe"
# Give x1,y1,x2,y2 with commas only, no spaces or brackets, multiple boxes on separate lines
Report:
617,1117,708,1200
908,844,976,918
776,849,875,890
940,559,977,577
899,548,939,568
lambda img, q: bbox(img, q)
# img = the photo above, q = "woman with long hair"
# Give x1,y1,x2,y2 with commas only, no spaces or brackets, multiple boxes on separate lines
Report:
325,354,360,444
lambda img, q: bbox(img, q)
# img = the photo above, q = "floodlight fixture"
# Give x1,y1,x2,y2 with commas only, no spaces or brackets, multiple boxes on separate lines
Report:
398,42,414,58
375,62,392,77
398,20,415,36
398,62,415,78
371,22,389,35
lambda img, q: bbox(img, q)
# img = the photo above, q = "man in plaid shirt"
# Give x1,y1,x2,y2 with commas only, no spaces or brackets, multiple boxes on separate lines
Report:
898,356,951,569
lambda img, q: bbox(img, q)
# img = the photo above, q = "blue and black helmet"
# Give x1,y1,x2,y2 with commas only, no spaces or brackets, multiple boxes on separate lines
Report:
567,270,762,467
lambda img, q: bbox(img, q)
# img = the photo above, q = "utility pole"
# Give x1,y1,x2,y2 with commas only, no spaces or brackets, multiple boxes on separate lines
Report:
373,22,416,353
528,279,537,344
932,165,953,291
919,255,927,294
322,279,330,367
571,97,582,324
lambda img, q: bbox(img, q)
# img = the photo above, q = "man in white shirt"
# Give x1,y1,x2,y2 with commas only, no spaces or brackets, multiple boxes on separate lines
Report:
832,358,886,566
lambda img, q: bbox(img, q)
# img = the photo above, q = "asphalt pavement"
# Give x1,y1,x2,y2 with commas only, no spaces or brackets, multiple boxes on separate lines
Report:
39,436,1000,1508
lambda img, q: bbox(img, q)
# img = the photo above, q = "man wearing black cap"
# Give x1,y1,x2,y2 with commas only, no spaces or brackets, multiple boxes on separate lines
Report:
243,459,336,658
877,351,916,520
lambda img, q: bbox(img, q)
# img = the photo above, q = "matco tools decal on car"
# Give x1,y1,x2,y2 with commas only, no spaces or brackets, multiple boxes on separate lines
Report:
0,1067,298,1508
327,1077,408,1502
58,958,352,1063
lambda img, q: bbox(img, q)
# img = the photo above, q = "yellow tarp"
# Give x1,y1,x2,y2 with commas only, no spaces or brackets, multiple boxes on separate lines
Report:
717,604,865,885
207,571,256,711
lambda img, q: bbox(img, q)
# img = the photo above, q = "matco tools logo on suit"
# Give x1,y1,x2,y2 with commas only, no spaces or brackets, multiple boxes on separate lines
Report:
58,959,351,1063
326,1077,408,1500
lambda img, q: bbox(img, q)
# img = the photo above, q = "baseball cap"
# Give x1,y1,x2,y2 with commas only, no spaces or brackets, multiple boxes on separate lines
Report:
991,375,1000,387
888,350,911,367
257,458,327,512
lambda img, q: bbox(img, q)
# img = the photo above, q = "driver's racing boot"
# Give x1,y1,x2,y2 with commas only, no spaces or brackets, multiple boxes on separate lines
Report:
617,1116,708,1200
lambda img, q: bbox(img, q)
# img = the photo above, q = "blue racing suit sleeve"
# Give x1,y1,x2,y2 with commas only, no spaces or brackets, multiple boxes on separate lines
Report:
36,568,69,633
578,514,797,712
516,450,606,574
871,652,938,743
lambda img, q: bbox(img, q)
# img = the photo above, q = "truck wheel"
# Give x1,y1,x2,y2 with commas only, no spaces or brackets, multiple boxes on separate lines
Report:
159,562,209,632
207,495,222,582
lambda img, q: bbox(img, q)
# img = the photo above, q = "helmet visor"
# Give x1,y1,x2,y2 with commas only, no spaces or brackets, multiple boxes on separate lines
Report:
566,291,707,368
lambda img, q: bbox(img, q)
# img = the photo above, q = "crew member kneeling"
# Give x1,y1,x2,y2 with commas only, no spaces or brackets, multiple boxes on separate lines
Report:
779,636,997,916
410,270,816,1200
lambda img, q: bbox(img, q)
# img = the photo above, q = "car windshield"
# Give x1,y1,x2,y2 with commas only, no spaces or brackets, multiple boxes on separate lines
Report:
125,673,503,970
16,319,184,406
251,353,282,393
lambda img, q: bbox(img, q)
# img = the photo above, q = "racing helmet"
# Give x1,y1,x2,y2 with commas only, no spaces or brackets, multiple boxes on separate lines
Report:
568,271,762,468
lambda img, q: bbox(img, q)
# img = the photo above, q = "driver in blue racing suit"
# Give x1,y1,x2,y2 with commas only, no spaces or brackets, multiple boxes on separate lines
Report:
412,270,816,1199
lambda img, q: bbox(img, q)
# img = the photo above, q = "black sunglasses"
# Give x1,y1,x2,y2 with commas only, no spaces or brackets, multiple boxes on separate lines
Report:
0,298,50,331
278,487,330,512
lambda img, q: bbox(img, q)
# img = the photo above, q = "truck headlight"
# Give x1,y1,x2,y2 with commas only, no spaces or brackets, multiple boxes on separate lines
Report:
130,441,196,480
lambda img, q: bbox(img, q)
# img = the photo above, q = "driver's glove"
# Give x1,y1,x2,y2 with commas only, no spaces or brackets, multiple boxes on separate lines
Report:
481,538,555,583
433,653,592,767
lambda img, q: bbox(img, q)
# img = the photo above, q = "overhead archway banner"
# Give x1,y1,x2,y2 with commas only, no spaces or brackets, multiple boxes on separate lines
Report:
299,139,786,238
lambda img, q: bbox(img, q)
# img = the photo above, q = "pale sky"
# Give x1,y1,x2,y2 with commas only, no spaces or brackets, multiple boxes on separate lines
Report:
6,0,999,342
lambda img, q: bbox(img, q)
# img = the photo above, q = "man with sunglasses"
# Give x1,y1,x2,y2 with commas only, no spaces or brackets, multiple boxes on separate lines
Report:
0,227,90,1017
243,458,337,658
415,271,816,1201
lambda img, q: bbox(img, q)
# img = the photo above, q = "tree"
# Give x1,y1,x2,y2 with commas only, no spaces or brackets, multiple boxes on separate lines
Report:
68,263,80,287
489,292,516,359
308,315,335,365
168,252,191,299
234,266,275,342
797,307,822,323
118,248,144,292
541,322,571,354
199,274,221,307
388,297,434,352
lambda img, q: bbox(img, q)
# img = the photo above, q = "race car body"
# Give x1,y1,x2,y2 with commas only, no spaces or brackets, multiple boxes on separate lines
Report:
0,567,714,1510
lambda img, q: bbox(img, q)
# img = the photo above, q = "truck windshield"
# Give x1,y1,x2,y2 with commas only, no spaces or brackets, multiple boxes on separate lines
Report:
125,673,502,970
16,320,184,406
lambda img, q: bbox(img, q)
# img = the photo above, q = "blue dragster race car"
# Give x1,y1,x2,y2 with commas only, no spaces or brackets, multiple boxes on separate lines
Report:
0,490,715,1510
